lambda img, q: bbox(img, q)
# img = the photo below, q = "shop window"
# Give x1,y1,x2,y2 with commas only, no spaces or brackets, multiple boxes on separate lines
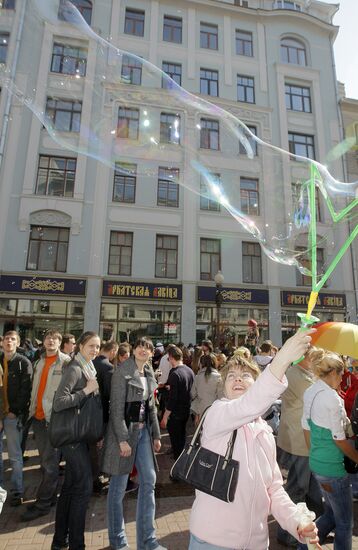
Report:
45,98,82,132
200,118,219,150
124,8,145,37
242,241,262,283
113,163,136,203
0,298,16,314
155,234,178,278
117,107,139,139
59,0,92,26
27,226,69,272
108,231,133,276
51,43,87,76
200,22,218,50
160,113,180,145
157,167,179,207
163,15,182,43
35,155,76,197
200,238,221,280
0,32,10,64
200,68,219,97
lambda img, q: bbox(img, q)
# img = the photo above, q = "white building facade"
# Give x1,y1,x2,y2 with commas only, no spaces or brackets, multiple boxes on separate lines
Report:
0,0,355,346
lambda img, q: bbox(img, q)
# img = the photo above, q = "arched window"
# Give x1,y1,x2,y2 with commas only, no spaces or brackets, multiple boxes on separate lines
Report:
280,37,307,66
59,0,92,26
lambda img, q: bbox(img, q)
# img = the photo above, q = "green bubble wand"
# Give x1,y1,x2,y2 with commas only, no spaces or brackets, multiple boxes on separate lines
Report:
292,163,358,364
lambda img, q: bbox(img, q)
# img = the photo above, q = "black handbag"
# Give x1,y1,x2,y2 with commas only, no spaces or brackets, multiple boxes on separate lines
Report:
170,409,239,503
49,393,103,448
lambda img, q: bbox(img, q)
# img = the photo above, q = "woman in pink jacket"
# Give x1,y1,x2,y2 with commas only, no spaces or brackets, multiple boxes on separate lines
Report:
189,330,321,550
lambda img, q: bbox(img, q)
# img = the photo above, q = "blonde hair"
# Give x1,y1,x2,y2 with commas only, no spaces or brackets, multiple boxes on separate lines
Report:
309,348,345,378
232,346,251,360
221,356,261,384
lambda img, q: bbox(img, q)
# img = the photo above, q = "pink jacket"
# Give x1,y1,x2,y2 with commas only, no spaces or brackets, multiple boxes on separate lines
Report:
190,366,303,549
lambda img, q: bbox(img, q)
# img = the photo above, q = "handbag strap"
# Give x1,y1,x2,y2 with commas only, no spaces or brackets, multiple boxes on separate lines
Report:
187,406,237,461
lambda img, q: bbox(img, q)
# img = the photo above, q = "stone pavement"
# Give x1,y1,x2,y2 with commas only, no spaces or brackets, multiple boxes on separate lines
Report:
0,429,358,550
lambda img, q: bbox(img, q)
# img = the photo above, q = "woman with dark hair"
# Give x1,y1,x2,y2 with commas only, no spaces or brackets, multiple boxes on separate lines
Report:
191,353,223,425
102,336,166,550
51,331,101,550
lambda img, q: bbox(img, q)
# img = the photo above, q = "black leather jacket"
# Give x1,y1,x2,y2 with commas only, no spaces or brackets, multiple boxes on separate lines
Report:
0,352,33,420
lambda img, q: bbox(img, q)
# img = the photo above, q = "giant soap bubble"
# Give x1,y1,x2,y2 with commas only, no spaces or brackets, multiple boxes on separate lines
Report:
1,0,357,294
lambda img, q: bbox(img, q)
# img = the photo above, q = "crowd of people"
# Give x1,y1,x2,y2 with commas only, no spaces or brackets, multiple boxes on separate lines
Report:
0,322,358,550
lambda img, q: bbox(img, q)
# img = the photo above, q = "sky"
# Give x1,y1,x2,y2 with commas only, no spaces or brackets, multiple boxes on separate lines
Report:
325,0,358,99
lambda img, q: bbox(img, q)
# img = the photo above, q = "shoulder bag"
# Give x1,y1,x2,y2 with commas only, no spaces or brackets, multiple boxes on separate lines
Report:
170,408,239,502
49,393,103,448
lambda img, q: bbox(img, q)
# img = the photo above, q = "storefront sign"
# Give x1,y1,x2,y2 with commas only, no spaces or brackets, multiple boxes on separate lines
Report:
103,281,182,301
0,275,87,296
197,286,269,305
281,291,346,309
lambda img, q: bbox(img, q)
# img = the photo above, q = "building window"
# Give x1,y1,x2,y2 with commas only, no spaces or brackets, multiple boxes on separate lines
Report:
200,22,218,50
274,1,301,11
113,163,136,203
108,231,133,276
242,242,262,283
289,132,315,159
160,113,180,145
281,37,307,66
0,32,9,64
117,107,139,139
235,30,253,56
157,167,179,207
237,75,255,103
200,68,219,97
162,61,182,88
292,182,322,223
51,43,87,76
163,16,182,43
27,226,70,272
59,0,92,25
200,175,221,212
200,119,219,150
296,246,324,286
45,98,82,132
285,84,311,112
1,1,15,9
240,178,259,215
239,125,258,156
121,54,142,85
124,8,145,37
155,235,178,278
200,238,221,280
35,156,76,197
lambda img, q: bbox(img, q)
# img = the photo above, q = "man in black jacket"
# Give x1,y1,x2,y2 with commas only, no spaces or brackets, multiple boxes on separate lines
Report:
160,346,194,459
0,331,32,505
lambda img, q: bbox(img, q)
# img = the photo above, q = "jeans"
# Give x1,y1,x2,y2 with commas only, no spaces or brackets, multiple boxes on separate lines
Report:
313,473,353,550
189,533,250,550
32,419,60,511
167,413,189,460
0,416,23,494
277,451,322,546
107,427,158,550
53,441,93,550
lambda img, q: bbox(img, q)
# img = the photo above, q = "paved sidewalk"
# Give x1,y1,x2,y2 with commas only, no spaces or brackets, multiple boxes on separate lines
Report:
0,430,357,549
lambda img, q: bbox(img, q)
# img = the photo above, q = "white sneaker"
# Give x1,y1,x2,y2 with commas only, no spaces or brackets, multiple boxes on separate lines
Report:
154,546,167,550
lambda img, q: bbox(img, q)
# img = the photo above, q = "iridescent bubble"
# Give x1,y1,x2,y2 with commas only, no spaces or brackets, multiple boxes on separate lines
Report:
1,0,358,286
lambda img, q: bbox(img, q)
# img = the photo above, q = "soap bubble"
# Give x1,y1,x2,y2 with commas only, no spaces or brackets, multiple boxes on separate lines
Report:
1,0,357,287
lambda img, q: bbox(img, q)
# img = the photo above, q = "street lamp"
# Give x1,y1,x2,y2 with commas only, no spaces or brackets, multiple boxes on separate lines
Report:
214,270,224,350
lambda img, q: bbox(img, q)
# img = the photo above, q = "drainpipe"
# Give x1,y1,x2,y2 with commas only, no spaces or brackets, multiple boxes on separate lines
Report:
0,0,27,173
